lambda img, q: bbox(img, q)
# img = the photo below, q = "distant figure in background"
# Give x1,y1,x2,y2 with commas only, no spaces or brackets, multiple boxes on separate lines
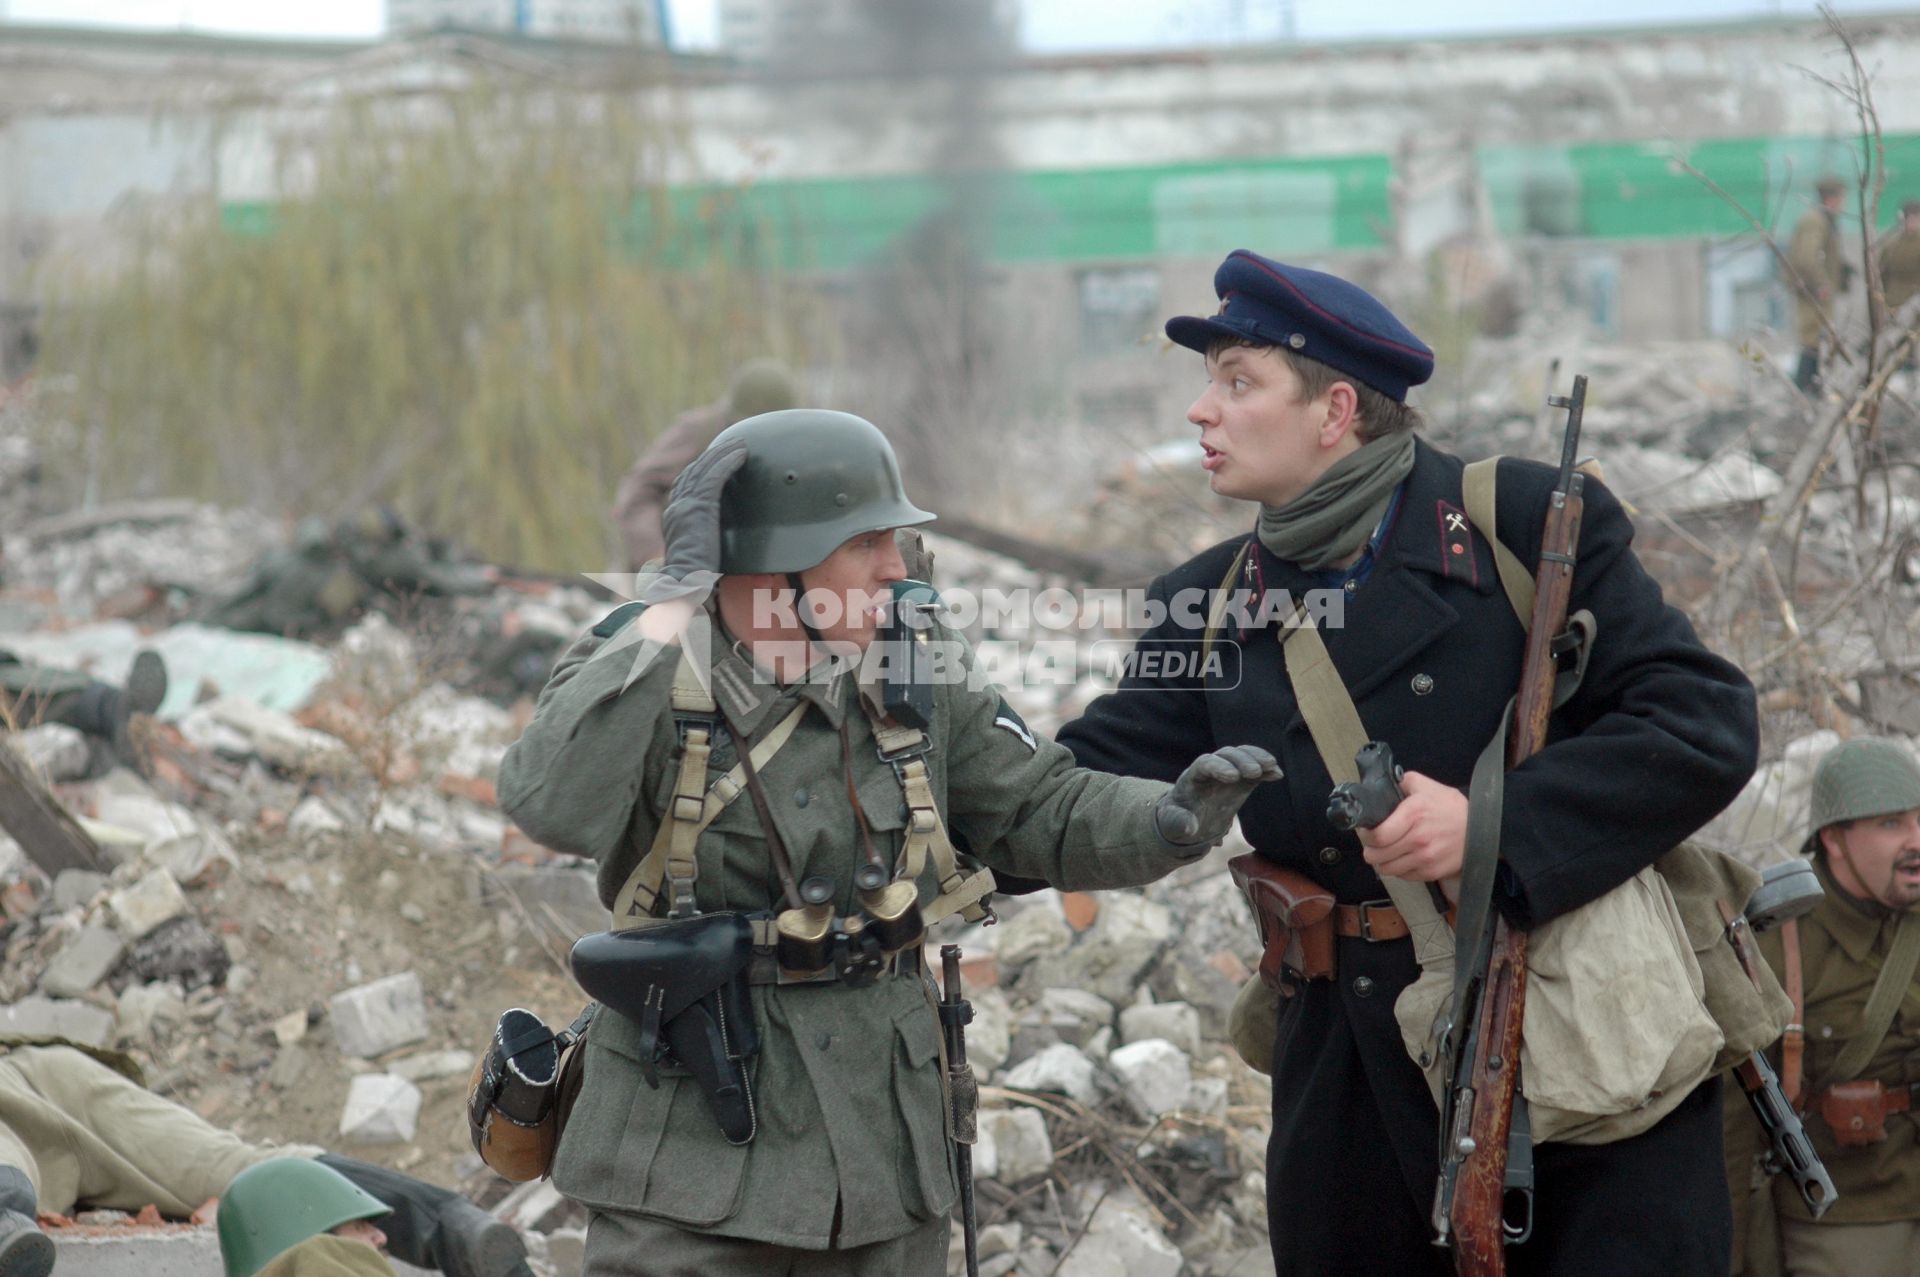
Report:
0,648,166,773
611,359,795,570
1787,177,1850,395
205,507,493,641
1877,198,1920,327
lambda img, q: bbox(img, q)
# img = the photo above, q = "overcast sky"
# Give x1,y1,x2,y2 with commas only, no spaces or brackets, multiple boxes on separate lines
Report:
4,0,1916,47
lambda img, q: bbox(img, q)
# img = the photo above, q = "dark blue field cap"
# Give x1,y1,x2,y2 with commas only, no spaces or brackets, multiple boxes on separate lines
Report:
1166,250,1436,402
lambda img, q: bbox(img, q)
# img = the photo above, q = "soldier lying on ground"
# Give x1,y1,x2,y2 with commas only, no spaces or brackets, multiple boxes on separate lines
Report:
218,1158,399,1277
496,408,1282,1276
0,1043,528,1277
203,508,492,642
0,649,166,774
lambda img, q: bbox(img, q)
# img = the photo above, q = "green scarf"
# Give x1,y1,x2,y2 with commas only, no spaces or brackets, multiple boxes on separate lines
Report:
1256,432,1417,572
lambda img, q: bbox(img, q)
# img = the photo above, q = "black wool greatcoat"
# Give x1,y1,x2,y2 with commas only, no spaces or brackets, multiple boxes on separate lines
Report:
1057,438,1759,1277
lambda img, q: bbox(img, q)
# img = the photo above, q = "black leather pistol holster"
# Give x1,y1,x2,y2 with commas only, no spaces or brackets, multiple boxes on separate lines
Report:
570,914,761,1145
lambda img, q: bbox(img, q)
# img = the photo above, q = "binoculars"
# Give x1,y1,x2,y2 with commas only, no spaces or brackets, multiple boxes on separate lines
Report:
775,866,925,985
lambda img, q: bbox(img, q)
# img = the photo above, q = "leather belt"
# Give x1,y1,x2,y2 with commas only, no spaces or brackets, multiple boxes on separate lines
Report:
1334,899,1409,942
1816,1081,1918,1113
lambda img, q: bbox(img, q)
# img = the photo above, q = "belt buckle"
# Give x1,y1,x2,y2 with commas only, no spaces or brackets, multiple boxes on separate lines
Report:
1356,898,1392,942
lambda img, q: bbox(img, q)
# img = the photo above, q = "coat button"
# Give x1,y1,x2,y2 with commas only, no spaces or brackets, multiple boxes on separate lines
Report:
1319,846,1342,865
1352,977,1375,998
794,787,810,808
818,1031,832,1050
1344,579,1358,593
1411,673,1434,695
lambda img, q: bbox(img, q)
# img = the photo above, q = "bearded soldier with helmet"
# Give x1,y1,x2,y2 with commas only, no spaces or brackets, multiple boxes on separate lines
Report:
1727,737,1920,1277
496,408,1282,1276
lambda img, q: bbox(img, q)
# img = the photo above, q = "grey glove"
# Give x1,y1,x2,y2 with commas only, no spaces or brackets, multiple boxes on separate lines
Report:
1155,745,1282,851
642,442,748,604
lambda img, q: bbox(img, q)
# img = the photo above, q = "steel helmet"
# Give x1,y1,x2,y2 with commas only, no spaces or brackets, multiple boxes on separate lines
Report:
217,1158,390,1277
713,409,934,574
1809,737,1920,839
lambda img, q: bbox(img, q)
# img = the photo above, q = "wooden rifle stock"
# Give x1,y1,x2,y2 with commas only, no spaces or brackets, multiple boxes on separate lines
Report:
1448,379,1588,1275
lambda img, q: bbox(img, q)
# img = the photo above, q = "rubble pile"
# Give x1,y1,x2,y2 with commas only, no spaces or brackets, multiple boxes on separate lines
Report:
0,489,1285,1276
935,854,1277,1277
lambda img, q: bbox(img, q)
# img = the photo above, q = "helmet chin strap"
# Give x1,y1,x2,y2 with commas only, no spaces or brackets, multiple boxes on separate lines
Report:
787,571,828,648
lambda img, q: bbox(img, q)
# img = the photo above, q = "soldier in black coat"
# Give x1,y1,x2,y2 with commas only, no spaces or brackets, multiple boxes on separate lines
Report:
1056,250,1760,1276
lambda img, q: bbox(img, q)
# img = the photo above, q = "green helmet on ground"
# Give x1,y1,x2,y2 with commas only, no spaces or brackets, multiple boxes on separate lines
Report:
218,1158,391,1277
713,409,935,574
1809,737,1920,838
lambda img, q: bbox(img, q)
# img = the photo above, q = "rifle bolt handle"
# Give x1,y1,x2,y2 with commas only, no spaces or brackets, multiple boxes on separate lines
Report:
1456,1137,1477,1156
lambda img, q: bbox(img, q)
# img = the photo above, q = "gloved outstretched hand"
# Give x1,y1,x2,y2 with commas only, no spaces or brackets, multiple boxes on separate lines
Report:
642,442,749,604
1155,745,1282,851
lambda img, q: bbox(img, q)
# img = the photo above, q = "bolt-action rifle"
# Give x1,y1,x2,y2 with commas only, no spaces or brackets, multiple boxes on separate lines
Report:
1432,376,1590,1275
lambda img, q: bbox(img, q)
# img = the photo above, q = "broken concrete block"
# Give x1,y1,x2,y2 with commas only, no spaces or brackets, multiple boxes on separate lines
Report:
1,995,114,1046
390,1049,474,1083
968,988,1012,1077
1119,1001,1202,1059
12,724,92,782
978,1223,1023,1260
50,868,110,913
1037,987,1114,1047
116,981,187,1043
339,1072,422,1144
288,796,348,838
1109,1038,1191,1118
1055,1199,1181,1277
329,972,430,1058
993,903,1072,969
979,1107,1053,1184
1000,1043,1098,1106
203,696,359,778
1186,1076,1230,1120
147,828,235,888
272,1008,310,1048
93,794,198,846
39,924,127,997
106,868,190,939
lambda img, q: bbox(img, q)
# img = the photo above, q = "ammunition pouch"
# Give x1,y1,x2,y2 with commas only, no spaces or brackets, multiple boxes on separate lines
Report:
1817,1079,1915,1147
466,1006,592,1182
570,913,761,1145
1228,854,1335,988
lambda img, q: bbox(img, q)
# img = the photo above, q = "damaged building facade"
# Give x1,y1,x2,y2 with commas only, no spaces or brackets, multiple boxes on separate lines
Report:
5,12,1920,428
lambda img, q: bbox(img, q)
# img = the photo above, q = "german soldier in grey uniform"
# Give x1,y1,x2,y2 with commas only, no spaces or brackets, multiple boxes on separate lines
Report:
497,409,1280,1276
1055,250,1759,1275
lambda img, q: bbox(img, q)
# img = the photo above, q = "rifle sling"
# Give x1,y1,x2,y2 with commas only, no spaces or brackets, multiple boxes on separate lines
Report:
1827,909,1920,1084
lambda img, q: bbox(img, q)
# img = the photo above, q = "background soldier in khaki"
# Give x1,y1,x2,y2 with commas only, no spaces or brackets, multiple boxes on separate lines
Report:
0,1043,526,1277
499,409,1280,1277
1725,738,1920,1277
610,359,795,569
1878,199,1920,335
1786,177,1849,394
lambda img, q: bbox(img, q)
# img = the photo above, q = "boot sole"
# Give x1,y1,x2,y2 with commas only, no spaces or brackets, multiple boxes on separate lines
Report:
0,1227,53,1277
125,650,168,717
